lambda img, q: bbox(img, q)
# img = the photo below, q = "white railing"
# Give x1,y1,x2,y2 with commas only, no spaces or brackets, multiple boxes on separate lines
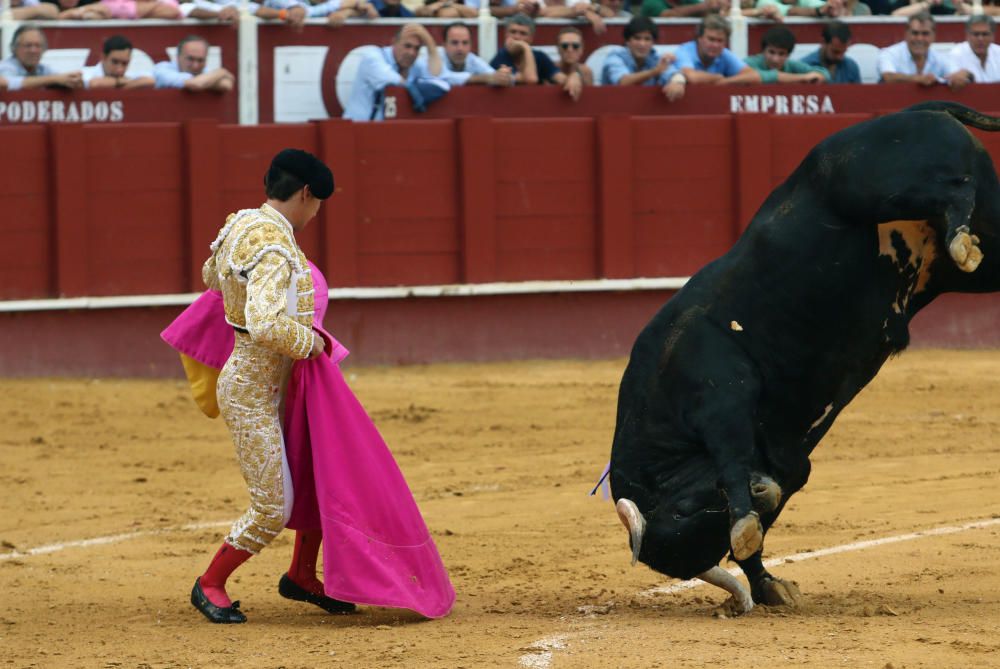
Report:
0,277,691,313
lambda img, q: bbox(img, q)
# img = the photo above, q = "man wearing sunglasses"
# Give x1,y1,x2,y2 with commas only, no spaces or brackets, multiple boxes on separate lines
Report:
601,16,685,101
489,13,585,100
945,15,1000,87
555,27,594,85
877,12,949,85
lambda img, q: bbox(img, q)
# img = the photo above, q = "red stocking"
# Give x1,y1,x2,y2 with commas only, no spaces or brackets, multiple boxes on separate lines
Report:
199,542,253,607
287,529,324,596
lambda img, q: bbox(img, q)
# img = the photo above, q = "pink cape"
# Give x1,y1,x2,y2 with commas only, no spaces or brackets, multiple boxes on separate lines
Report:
160,263,455,619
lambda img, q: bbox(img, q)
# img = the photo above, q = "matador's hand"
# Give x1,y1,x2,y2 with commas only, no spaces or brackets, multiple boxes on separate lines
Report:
309,332,326,359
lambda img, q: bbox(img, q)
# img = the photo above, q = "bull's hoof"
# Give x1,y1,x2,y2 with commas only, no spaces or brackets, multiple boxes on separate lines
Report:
949,227,983,273
753,576,803,608
750,475,782,514
616,498,646,567
713,595,755,618
730,512,763,561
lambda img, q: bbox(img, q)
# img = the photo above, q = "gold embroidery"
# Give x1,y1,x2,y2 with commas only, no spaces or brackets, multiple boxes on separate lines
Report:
202,205,317,554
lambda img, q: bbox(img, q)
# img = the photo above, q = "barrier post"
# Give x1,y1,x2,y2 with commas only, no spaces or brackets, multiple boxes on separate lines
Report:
477,1,497,63
0,0,16,61
728,0,748,59
238,2,259,125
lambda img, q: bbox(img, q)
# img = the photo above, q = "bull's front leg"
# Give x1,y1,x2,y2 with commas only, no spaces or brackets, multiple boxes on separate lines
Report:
700,417,763,561
943,183,983,272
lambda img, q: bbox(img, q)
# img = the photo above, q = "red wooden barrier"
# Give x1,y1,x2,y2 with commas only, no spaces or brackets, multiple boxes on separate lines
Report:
5,108,1000,303
390,82,1000,119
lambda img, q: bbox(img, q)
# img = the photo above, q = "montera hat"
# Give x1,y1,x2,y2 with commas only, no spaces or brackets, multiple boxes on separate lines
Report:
270,148,335,199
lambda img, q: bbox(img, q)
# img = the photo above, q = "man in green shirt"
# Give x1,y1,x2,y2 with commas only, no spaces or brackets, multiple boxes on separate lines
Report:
640,0,721,18
744,26,831,83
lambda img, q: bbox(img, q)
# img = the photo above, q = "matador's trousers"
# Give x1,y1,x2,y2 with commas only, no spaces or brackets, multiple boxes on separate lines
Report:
216,332,294,554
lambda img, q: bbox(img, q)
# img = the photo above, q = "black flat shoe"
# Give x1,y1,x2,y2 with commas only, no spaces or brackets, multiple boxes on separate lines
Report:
191,578,248,624
278,573,356,614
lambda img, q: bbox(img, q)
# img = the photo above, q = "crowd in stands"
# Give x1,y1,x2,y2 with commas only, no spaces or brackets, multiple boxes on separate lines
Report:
7,0,1000,24
343,11,999,118
0,25,234,90
0,3,997,119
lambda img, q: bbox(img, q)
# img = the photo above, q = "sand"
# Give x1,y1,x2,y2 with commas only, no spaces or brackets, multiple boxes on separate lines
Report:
2,350,1000,668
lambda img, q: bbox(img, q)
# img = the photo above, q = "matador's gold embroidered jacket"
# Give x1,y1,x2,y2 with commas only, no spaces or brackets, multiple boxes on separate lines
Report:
203,204,316,360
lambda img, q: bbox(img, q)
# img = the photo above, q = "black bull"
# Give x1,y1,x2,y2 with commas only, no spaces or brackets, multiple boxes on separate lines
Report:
609,102,1000,611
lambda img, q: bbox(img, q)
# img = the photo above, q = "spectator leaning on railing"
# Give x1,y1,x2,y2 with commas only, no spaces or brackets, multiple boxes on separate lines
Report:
57,0,181,19
343,23,449,121
744,26,831,83
490,13,584,100
674,14,762,85
801,20,862,83
82,35,155,89
437,22,515,86
0,25,83,91
877,11,950,85
554,26,595,84
11,0,59,19
945,14,1000,85
601,16,685,101
154,35,235,92
180,0,334,26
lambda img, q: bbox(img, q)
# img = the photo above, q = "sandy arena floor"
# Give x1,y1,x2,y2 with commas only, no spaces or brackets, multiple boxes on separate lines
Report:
2,350,1000,668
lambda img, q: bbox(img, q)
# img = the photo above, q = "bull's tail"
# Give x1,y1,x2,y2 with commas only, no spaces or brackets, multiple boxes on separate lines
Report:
903,101,1000,132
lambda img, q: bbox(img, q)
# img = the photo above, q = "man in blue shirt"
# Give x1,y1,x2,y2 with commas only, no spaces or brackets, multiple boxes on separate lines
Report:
674,14,761,85
801,20,862,84
0,25,82,91
370,0,413,16
601,16,686,101
489,13,583,99
343,23,447,121
154,35,235,91
439,22,514,86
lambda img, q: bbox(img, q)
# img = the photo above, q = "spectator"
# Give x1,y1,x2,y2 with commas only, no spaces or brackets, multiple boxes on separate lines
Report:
465,0,542,18
945,15,1000,87
416,0,478,17
343,23,447,121
640,0,725,19
11,0,59,19
555,27,595,85
801,20,862,83
82,35,155,89
753,0,846,19
0,25,83,90
324,0,381,24
675,14,762,85
877,12,949,84
181,0,315,26
490,13,584,99
601,16,685,100
370,0,415,15
154,35,235,92
59,0,181,18
744,26,831,83
598,0,631,16
641,0,783,20
892,0,956,15
544,0,611,35
438,22,514,86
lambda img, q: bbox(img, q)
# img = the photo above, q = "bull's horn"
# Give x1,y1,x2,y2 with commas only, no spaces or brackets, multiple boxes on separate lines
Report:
616,498,646,567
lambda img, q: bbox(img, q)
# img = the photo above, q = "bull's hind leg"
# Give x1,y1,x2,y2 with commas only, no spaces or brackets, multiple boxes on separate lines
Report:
698,566,754,615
